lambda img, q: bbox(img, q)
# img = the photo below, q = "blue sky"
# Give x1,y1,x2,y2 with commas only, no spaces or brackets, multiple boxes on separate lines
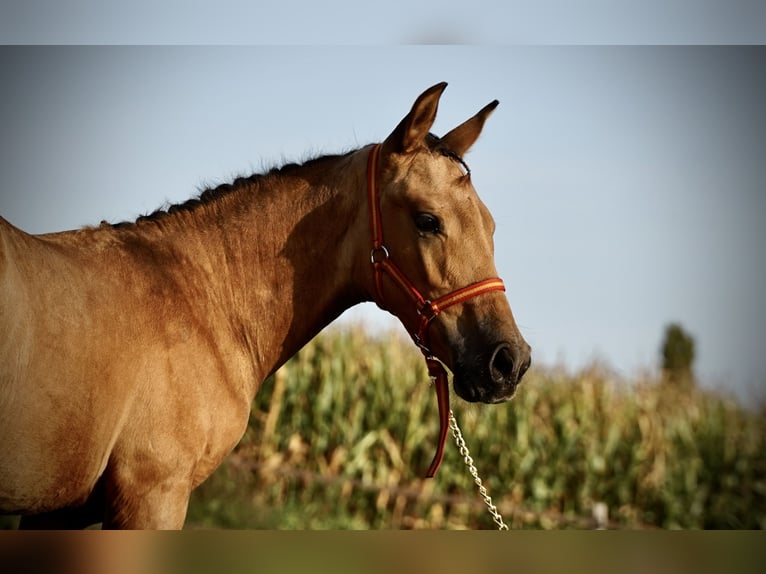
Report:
1,1,764,44
1,45,764,403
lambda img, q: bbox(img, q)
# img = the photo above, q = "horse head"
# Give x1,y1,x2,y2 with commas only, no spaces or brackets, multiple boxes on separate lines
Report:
367,82,531,404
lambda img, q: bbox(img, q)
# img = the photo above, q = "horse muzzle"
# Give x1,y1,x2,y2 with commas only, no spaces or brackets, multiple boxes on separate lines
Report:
453,340,532,404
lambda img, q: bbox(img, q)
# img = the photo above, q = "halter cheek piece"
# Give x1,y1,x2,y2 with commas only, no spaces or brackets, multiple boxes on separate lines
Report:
366,143,506,477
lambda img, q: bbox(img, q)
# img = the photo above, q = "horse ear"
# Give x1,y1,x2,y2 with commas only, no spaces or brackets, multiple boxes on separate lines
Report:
383,82,448,155
441,100,499,157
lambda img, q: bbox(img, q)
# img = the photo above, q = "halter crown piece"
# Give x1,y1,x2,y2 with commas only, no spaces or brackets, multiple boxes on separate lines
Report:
366,144,506,477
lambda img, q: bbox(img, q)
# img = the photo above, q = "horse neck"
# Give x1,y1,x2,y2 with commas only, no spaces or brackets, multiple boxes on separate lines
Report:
151,149,371,384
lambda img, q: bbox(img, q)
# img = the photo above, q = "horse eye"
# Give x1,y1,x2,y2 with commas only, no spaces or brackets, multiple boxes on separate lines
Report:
414,212,441,234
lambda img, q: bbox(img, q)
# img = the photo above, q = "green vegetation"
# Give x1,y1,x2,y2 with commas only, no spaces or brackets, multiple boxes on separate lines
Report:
186,327,765,529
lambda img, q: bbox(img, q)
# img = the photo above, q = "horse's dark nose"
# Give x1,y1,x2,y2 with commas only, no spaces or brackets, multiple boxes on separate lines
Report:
489,342,531,386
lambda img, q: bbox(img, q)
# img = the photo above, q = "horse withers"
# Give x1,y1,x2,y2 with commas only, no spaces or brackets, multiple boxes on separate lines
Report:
0,82,530,528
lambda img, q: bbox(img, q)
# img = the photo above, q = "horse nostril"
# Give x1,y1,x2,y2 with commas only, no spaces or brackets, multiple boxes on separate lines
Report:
489,343,515,383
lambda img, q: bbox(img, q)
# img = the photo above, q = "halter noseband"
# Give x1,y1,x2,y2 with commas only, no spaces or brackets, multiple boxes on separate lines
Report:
366,143,506,476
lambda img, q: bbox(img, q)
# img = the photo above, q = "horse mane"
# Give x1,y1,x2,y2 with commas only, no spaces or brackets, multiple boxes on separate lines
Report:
108,136,465,230
109,151,354,229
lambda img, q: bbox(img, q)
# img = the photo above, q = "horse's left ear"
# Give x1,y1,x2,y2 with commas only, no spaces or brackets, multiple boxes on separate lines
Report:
441,100,499,157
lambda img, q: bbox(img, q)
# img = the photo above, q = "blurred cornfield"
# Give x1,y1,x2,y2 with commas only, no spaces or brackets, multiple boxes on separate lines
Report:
186,327,766,530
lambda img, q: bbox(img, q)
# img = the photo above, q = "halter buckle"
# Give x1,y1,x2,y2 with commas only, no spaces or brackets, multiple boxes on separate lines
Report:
417,300,438,321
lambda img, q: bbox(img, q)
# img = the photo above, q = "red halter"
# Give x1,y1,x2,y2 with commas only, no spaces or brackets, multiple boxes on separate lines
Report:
366,143,506,476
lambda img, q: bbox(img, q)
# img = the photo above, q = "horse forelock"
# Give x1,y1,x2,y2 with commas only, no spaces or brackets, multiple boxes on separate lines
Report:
425,133,471,176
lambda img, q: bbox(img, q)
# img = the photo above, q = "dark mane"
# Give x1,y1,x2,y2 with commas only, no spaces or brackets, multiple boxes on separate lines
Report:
107,139,465,230
109,151,353,229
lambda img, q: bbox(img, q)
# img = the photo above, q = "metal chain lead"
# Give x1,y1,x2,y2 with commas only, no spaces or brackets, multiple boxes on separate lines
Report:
448,410,509,530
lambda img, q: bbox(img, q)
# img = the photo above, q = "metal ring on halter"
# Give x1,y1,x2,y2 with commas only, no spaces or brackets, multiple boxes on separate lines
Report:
417,300,439,322
370,245,390,264
416,300,433,315
412,334,435,359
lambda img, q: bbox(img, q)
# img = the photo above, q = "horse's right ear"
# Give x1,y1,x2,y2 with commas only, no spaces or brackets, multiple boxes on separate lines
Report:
383,82,448,155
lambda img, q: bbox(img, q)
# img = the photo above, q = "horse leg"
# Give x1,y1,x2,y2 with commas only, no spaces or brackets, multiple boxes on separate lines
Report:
18,480,106,529
103,486,191,529
102,472,192,529
18,505,102,529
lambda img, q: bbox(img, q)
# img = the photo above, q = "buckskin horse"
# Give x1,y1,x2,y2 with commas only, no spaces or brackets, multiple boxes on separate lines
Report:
0,83,531,529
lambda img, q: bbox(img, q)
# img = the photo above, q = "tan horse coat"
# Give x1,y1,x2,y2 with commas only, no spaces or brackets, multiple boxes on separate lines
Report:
0,83,530,528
